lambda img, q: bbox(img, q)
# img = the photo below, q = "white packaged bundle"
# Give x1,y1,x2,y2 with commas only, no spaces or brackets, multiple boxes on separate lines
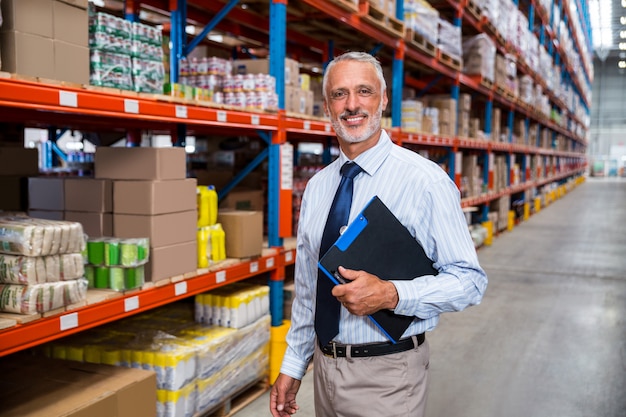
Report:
0,215,85,257
0,279,88,314
0,253,84,285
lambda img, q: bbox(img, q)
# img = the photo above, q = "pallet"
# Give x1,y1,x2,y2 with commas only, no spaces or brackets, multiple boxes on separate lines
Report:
466,74,494,90
360,2,404,38
404,29,437,57
328,0,359,13
466,0,482,21
437,49,462,71
201,378,270,417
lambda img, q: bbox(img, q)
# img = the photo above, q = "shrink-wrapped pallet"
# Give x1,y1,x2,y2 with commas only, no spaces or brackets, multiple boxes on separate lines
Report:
0,253,85,285
462,34,496,83
0,279,88,314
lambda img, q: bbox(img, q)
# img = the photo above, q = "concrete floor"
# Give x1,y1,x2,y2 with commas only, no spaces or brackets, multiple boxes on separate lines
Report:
235,178,626,417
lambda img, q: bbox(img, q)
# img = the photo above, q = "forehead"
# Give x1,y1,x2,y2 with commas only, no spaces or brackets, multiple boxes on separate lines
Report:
326,60,380,90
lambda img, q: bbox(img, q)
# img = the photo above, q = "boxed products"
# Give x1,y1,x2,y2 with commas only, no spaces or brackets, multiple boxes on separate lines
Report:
218,210,263,258
95,147,187,180
113,178,197,215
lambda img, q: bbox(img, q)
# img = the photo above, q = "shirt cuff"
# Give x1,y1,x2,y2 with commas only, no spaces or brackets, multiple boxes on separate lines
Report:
279,349,310,380
391,279,422,316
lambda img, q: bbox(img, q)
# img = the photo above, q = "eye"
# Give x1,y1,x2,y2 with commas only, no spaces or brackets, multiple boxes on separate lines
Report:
358,88,374,96
330,90,347,100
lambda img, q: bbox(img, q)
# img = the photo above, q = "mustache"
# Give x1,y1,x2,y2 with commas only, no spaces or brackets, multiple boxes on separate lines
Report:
340,109,369,118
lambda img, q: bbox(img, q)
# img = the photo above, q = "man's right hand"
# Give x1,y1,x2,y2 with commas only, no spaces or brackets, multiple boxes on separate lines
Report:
270,373,302,416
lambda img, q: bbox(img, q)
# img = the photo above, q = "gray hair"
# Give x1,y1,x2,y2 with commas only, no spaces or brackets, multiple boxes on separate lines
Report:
322,52,387,100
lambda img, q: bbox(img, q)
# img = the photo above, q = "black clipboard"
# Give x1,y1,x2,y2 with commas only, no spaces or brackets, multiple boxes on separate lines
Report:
318,196,438,343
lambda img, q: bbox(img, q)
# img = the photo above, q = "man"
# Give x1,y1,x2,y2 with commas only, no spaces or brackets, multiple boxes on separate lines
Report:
270,51,487,417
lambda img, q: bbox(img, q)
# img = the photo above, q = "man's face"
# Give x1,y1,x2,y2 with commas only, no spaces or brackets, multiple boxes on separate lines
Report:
324,60,388,144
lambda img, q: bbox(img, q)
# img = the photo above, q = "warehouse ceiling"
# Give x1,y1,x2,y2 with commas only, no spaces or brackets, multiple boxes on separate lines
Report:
589,0,626,60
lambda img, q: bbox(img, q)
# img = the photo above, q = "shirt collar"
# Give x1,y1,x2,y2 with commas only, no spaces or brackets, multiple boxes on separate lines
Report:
339,130,393,177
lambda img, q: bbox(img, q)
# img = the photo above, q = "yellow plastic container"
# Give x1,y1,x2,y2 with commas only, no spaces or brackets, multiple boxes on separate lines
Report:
270,320,291,384
481,220,493,246
534,197,541,213
197,227,210,268
198,185,219,228
507,210,515,231
210,223,226,262
523,202,530,221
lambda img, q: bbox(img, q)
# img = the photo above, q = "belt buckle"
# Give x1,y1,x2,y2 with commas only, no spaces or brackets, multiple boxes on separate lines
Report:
331,341,338,359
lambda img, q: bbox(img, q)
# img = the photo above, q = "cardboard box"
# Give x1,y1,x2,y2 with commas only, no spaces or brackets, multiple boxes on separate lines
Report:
65,178,112,212
54,40,89,84
0,176,28,211
113,178,196,215
0,0,54,38
95,147,187,180
57,0,89,8
0,354,156,417
146,240,197,282
0,30,55,78
218,210,263,258
28,177,65,210
28,209,64,220
53,0,89,46
219,188,264,211
232,58,300,87
65,211,113,237
113,210,196,247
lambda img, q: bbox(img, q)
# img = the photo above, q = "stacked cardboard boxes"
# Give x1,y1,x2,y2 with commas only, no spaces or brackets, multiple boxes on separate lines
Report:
0,0,89,83
0,146,39,212
94,147,197,283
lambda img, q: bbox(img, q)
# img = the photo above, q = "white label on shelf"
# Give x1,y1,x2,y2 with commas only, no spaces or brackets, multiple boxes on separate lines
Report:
266,257,275,268
217,111,227,122
124,99,139,114
251,114,260,125
455,152,462,174
285,251,293,262
489,154,494,171
325,123,331,133
280,143,294,190
60,312,78,331
216,270,226,284
304,121,311,130
59,91,77,108
124,296,139,312
175,281,188,296
250,261,259,273
175,105,188,118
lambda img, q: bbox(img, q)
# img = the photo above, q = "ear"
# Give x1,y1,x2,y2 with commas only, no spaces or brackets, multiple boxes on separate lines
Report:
382,91,388,111
323,99,330,116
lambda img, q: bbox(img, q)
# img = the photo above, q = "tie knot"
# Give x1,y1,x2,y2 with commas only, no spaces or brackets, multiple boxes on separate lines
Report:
341,162,362,180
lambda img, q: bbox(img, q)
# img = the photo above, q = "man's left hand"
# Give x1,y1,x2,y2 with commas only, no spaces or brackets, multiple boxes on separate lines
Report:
331,266,399,315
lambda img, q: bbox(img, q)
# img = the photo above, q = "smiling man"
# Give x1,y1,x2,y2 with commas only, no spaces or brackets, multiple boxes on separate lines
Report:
270,52,487,417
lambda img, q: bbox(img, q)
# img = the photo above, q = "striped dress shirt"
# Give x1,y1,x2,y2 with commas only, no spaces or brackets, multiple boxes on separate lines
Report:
280,130,488,380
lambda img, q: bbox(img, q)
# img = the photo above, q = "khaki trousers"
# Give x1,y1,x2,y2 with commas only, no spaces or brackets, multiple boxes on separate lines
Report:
313,337,430,417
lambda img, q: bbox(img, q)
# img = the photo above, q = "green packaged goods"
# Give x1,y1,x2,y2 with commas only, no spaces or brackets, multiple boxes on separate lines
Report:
125,265,145,290
95,267,109,288
85,265,95,288
109,267,125,291
104,239,120,266
87,239,105,265
120,241,138,267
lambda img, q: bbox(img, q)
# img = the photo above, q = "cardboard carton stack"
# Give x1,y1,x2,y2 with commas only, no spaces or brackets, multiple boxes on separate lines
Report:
0,0,89,84
94,147,197,283
0,146,39,212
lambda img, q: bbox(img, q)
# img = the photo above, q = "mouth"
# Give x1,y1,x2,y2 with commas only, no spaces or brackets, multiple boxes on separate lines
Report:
341,113,368,126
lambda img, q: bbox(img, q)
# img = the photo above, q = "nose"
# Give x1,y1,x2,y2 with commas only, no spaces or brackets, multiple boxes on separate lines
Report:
345,92,359,111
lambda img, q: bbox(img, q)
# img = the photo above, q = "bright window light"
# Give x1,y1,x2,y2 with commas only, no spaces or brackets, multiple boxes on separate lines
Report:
590,0,614,49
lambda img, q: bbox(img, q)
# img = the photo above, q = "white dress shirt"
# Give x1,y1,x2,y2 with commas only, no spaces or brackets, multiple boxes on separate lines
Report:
280,130,488,380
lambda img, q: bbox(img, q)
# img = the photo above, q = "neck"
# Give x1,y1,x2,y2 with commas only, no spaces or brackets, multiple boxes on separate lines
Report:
339,129,383,160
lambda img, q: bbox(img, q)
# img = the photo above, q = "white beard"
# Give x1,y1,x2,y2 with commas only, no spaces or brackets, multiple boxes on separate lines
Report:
331,99,384,144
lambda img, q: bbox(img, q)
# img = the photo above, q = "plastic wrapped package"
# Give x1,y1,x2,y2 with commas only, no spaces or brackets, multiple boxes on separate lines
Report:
475,0,499,25
0,215,85,257
518,75,533,105
195,283,270,329
0,253,84,284
462,34,496,82
0,278,88,314
156,382,197,417
403,0,439,45
195,345,269,415
437,18,462,59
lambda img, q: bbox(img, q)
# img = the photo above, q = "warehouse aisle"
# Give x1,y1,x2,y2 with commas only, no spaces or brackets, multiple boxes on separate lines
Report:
235,178,626,417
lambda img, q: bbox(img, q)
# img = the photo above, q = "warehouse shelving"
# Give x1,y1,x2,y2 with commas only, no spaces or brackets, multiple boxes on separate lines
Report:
0,0,590,356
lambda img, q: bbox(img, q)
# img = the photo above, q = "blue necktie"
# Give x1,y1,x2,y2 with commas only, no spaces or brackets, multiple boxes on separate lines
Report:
315,161,363,346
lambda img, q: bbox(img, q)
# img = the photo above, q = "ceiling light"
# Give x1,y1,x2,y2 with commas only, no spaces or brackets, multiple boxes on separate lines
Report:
185,25,196,35
619,61,626,68
623,0,626,7
620,42,626,49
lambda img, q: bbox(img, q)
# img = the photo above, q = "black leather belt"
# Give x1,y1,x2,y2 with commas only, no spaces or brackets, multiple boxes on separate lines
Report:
320,333,425,358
